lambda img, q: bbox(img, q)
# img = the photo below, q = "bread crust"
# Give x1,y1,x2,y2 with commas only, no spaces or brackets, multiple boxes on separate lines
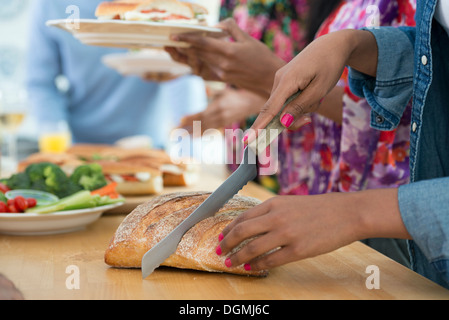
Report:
97,160,163,195
17,152,84,173
95,2,141,17
105,191,268,276
95,160,160,175
135,0,194,19
96,0,207,20
182,2,208,15
115,179,163,195
67,144,198,188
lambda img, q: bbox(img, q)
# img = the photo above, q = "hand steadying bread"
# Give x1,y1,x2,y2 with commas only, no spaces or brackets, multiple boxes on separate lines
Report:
105,191,268,276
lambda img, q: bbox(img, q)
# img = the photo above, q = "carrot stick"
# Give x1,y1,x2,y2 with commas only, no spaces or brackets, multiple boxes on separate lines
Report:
91,182,118,196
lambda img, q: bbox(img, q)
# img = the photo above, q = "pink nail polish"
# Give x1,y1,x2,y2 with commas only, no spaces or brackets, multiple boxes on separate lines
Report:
216,245,222,256
281,113,294,128
218,233,224,242
242,134,248,143
225,258,232,268
244,263,251,271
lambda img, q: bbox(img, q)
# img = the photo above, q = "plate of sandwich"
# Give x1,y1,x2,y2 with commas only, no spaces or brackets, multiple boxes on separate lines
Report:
46,0,225,49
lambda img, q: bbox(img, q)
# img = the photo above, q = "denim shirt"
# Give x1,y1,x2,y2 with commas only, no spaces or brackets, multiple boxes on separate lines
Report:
348,0,449,289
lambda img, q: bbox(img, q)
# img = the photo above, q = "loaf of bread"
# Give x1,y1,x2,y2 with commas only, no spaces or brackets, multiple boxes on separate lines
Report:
105,191,268,276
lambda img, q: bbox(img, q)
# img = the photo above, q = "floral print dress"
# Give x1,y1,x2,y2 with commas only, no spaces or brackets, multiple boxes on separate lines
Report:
277,0,416,195
220,0,309,62
221,0,310,192
221,0,416,196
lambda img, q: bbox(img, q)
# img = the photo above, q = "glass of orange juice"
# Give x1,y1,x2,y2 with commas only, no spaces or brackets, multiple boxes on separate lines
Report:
38,121,72,153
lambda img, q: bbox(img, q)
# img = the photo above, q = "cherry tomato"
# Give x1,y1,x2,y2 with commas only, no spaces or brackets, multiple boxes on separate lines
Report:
7,199,15,207
0,202,8,213
14,196,28,212
0,183,10,193
8,204,19,213
26,198,37,208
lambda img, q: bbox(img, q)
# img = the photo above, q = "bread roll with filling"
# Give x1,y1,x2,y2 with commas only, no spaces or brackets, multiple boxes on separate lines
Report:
95,1,141,19
96,0,208,23
97,160,163,195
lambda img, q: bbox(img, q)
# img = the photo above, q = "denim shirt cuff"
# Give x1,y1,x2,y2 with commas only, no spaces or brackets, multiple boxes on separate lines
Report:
398,177,449,263
348,27,415,131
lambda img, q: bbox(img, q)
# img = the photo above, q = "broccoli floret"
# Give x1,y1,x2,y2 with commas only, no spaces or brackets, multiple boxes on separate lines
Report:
30,179,49,192
43,165,68,190
3,162,85,198
25,162,52,183
3,172,31,190
58,181,83,198
21,162,81,198
70,163,108,191
42,165,82,198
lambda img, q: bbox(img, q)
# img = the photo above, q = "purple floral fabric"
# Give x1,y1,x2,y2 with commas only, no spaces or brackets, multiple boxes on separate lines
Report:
221,0,416,195
277,0,416,195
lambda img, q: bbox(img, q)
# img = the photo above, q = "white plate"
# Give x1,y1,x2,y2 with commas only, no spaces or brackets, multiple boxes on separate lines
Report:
46,19,224,49
102,49,192,77
0,202,124,236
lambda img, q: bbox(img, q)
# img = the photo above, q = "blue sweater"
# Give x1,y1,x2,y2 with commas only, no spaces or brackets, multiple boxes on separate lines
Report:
26,0,207,148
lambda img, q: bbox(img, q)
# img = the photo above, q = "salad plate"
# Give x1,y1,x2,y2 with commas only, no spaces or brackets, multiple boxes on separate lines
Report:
0,202,124,236
46,19,225,49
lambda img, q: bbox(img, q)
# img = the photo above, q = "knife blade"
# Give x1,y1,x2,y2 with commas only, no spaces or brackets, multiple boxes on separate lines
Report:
141,91,301,279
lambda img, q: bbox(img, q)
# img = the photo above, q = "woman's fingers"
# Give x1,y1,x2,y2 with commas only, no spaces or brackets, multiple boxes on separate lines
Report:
246,245,304,271
164,47,188,65
171,31,229,52
279,83,323,130
217,18,251,42
222,233,284,270
171,18,246,49
220,201,270,239
245,72,323,143
217,199,306,271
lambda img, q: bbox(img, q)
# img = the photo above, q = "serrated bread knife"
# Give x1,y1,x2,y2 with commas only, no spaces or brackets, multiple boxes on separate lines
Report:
141,91,301,279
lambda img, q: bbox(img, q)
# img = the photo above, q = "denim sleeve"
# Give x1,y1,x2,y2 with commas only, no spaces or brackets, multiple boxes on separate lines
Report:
398,177,449,264
348,26,416,131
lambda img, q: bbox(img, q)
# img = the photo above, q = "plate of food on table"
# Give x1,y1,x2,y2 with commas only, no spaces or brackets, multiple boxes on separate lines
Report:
0,143,201,235
0,161,125,236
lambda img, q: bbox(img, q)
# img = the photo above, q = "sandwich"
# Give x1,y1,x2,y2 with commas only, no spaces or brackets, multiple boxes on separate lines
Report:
95,0,208,25
118,156,199,187
95,160,163,195
67,144,199,188
17,152,85,175
101,147,200,187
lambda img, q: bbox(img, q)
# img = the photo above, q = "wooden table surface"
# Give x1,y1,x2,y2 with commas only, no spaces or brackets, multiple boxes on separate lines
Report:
1,165,449,300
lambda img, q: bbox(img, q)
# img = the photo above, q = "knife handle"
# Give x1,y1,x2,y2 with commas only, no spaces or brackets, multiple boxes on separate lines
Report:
248,90,302,155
